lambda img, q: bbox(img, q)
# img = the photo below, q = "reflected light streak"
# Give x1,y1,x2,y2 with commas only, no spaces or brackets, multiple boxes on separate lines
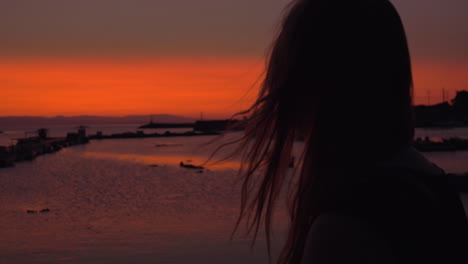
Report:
84,151,241,170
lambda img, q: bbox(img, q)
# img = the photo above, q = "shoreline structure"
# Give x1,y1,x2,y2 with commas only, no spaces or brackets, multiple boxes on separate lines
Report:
0,123,468,191
1,122,468,168
0,120,239,168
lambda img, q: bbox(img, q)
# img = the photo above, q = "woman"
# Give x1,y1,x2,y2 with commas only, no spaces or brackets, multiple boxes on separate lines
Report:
231,0,468,263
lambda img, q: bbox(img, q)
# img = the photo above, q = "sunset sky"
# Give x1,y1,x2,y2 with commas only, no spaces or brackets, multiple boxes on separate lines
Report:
1,0,467,118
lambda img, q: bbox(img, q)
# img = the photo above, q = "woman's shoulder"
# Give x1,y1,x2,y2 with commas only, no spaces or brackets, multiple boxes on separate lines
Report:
315,147,468,264
301,212,396,264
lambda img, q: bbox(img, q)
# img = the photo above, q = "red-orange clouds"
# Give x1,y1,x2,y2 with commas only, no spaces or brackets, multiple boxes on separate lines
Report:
0,57,264,118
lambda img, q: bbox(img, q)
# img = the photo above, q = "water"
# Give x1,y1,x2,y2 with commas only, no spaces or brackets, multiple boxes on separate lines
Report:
415,127,468,140
3,125,467,147
0,127,467,263
0,132,287,264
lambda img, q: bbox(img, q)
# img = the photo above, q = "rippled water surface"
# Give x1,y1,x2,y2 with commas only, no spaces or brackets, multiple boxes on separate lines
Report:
1,128,467,263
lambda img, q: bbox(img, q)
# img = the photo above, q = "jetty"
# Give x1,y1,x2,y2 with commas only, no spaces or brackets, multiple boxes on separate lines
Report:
0,127,89,168
0,123,233,168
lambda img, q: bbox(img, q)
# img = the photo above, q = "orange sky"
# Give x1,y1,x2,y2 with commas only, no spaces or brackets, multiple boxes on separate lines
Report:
1,57,467,118
0,57,264,118
1,0,467,118
412,60,468,105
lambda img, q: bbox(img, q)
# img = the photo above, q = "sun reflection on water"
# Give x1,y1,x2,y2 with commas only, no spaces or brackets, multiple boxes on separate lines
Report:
83,151,241,170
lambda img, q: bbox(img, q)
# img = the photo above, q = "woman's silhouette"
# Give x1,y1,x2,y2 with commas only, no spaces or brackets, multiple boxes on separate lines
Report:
232,0,468,263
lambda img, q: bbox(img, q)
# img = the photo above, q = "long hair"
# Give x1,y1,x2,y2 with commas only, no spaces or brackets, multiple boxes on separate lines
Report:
232,0,414,263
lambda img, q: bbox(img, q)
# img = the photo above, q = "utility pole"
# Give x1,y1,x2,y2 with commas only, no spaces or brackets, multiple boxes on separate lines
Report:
427,90,431,105
442,88,446,103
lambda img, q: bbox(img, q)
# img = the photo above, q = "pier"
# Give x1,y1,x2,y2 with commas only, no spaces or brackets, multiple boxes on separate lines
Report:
0,127,222,168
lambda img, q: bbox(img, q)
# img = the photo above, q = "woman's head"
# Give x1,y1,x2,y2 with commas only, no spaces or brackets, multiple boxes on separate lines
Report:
260,0,413,160
234,0,413,262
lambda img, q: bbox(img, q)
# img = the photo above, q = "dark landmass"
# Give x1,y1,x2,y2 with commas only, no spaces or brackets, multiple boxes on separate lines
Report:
139,119,246,132
194,119,246,132
414,91,468,128
413,137,468,152
139,123,194,129
0,114,196,128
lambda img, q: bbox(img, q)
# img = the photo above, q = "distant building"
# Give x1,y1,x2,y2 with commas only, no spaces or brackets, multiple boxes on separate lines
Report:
77,126,87,138
67,126,89,144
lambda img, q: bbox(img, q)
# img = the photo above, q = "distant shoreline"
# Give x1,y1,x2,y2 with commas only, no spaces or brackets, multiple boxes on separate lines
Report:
0,114,197,128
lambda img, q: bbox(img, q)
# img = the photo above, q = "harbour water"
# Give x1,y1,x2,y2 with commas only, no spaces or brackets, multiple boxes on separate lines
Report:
0,126,467,263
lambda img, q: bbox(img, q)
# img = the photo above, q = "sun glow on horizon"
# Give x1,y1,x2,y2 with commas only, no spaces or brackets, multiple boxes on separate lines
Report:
1,57,467,118
0,57,264,118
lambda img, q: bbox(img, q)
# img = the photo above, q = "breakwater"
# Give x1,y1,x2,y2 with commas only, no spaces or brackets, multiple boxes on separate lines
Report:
0,133,89,168
0,128,220,168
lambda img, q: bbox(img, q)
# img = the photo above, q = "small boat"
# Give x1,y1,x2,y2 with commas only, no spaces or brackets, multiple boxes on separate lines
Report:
179,161,204,170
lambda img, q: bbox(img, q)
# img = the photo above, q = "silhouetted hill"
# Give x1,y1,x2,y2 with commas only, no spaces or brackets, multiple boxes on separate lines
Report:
0,114,196,128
